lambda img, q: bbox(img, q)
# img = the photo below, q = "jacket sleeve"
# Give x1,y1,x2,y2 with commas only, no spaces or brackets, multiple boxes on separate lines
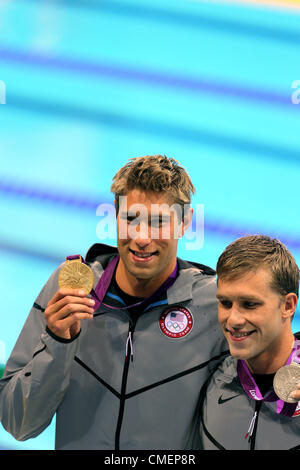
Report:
0,265,80,441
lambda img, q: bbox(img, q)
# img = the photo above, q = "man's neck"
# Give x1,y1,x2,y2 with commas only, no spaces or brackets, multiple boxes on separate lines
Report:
246,331,295,375
115,260,176,298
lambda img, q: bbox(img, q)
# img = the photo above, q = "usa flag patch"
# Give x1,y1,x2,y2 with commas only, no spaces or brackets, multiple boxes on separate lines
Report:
159,307,193,339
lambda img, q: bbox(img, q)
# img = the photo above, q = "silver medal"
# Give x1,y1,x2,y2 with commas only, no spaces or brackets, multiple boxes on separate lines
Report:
273,363,300,403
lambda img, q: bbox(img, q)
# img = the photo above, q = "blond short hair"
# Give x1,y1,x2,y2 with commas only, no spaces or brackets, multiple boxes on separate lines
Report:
111,155,195,217
216,235,299,297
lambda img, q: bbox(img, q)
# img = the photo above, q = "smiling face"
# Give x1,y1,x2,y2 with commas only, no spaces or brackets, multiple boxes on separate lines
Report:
115,189,190,297
217,268,296,373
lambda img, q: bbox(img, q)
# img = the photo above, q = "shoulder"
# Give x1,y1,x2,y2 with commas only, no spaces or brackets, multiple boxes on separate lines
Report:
177,257,217,292
177,258,216,276
85,243,119,263
168,258,217,306
206,356,240,395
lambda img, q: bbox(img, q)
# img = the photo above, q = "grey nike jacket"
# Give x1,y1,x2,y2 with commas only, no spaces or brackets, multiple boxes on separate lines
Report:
198,353,300,450
0,243,227,450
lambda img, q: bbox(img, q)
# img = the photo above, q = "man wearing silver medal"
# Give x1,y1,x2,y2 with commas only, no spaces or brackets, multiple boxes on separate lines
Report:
197,235,300,450
0,155,228,450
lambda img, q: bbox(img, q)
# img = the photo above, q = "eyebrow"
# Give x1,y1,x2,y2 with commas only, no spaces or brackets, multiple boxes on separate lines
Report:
151,214,171,221
216,294,263,302
120,212,171,220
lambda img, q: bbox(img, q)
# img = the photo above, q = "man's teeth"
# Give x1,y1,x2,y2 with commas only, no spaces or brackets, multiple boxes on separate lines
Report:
134,251,153,258
230,331,253,338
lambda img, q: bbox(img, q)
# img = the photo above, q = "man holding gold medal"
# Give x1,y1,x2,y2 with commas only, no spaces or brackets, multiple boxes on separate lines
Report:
195,235,300,450
0,155,229,450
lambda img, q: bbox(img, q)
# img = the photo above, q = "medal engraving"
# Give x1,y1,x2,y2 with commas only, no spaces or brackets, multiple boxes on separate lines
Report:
273,363,300,403
58,258,94,295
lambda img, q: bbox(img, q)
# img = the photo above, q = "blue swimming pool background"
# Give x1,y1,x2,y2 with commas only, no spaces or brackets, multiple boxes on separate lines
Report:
0,0,300,450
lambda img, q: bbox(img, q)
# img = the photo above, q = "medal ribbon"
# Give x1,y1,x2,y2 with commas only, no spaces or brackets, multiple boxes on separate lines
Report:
237,338,300,417
82,255,178,312
66,254,119,309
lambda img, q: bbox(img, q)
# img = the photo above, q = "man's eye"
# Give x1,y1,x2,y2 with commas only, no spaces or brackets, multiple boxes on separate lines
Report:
151,218,170,227
150,220,162,228
243,302,259,309
125,216,139,225
128,218,139,225
219,300,232,309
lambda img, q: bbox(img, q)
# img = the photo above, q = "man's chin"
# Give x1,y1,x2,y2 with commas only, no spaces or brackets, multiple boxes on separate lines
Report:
229,349,251,361
127,266,156,281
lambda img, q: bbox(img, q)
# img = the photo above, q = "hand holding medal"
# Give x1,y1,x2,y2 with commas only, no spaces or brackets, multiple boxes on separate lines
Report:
44,256,95,340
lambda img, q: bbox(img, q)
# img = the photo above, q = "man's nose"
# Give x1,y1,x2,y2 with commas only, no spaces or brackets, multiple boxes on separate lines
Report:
136,237,151,247
227,305,246,328
135,222,152,246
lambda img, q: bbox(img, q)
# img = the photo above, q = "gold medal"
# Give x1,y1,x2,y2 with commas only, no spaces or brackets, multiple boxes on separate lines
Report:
58,256,94,295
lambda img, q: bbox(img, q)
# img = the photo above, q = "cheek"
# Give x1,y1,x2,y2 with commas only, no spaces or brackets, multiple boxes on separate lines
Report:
217,310,222,323
117,236,130,252
264,312,283,335
217,307,228,324
161,240,178,257
117,221,131,243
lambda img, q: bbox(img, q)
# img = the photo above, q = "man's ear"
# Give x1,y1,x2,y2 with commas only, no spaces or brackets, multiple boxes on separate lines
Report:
281,293,298,320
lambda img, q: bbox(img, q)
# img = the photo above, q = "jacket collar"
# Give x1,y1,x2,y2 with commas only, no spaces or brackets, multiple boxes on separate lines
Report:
85,243,214,306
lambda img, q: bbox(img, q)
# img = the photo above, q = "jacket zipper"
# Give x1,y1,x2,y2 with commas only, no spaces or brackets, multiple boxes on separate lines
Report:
114,319,136,450
114,300,187,449
248,400,262,450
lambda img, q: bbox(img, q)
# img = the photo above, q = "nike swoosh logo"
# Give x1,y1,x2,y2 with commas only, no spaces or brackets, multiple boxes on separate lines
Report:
218,394,239,404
